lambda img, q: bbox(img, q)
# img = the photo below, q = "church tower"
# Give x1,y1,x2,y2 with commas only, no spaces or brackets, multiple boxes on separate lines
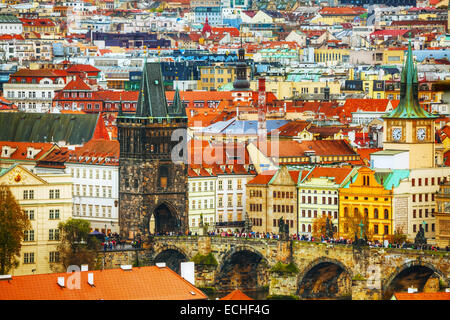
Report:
117,62,188,239
382,40,438,169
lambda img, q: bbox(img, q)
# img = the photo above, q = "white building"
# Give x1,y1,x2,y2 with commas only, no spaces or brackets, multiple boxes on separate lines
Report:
0,14,23,35
66,139,120,234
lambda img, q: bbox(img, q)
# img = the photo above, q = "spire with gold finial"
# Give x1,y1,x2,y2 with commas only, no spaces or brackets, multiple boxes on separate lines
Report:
383,34,436,119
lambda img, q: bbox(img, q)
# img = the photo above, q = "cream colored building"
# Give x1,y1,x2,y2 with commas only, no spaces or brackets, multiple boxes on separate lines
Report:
0,164,73,276
250,80,340,100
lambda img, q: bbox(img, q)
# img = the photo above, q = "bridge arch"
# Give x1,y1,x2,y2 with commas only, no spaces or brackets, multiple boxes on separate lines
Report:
383,260,448,299
297,257,353,299
216,245,269,291
153,244,190,274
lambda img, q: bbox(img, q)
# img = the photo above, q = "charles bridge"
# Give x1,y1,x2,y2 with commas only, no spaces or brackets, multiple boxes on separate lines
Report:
100,236,450,300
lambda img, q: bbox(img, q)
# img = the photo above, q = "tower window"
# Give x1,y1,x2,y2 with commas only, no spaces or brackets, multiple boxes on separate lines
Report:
159,166,169,189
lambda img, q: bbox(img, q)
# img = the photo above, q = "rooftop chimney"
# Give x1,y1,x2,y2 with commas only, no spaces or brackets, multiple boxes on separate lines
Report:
57,277,65,288
88,273,94,286
120,265,132,271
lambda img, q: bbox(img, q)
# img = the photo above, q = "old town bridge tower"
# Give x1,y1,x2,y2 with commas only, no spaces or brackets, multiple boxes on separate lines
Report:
117,62,188,239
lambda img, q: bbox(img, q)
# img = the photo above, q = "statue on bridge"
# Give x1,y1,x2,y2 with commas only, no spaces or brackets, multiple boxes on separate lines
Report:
353,220,368,247
278,216,289,241
414,222,427,246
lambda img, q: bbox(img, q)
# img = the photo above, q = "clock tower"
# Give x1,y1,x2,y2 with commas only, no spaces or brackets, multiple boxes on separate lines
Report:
382,40,438,169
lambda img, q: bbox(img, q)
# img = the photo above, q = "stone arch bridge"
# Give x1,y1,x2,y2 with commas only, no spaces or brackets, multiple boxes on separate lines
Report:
102,236,450,300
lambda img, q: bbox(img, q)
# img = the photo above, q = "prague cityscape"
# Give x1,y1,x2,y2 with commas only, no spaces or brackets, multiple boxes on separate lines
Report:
0,0,449,305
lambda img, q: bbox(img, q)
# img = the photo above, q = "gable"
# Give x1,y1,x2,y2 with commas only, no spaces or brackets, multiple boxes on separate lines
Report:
270,166,295,186
0,165,47,186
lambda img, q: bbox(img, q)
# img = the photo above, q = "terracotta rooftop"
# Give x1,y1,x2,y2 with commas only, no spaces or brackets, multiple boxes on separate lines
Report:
0,266,207,300
393,292,450,300
220,289,253,300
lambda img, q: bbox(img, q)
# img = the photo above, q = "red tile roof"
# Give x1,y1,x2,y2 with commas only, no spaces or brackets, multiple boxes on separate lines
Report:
248,171,276,185
65,64,101,74
220,289,253,300
0,266,207,300
393,292,450,300
0,142,56,162
263,140,359,158
62,76,92,91
319,7,366,15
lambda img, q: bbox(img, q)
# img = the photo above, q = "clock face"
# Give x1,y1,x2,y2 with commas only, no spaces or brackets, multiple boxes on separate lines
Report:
417,128,426,141
392,128,402,141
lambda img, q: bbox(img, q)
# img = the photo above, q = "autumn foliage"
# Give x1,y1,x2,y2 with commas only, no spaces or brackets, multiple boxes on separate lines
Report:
0,185,30,275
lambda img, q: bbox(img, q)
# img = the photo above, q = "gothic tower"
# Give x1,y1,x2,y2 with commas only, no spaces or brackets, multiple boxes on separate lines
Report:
382,39,438,169
118,62,188,239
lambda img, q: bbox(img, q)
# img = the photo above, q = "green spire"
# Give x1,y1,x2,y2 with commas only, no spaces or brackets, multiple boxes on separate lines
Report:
383,39,436,119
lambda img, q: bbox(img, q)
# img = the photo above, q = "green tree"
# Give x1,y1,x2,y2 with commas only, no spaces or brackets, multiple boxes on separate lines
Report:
54,218,100,272
0,184,30,275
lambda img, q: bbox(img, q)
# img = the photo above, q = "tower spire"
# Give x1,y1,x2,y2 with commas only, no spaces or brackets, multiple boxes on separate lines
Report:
383,38,435,119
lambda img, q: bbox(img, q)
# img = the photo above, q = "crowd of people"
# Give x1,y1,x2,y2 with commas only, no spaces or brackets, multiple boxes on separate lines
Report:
150,230,450,252
100,230,449,252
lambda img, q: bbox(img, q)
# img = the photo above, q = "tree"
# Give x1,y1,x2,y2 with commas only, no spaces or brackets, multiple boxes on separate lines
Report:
54,218,100,272
312,215,328,238
0,184,30,275
388,226,408,245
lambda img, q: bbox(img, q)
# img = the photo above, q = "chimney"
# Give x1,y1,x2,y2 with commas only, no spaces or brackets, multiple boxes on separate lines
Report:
57,277,65,288
120,265,132,271
180,262,195,286
88,273,94,286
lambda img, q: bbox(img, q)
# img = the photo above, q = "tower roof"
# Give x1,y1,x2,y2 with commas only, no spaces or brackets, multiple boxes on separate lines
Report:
383,40,437,119
131,62,186,119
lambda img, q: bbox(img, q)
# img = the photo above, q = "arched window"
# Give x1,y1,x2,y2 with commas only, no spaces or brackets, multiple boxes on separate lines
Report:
374,208,379,219
344,207,348,218
384,209,389,220
354,207,359,215
307,225,311,233
302,224,305,232
364,208,369,218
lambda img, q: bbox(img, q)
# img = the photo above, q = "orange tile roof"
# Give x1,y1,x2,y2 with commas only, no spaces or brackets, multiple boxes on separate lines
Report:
0,141,56,161
0,266,207,300
247,171,276,185
356,148,382,163
393,292,450,300
62,76,92,91
263,140,358,158
220,289,253,300
343,99,392,113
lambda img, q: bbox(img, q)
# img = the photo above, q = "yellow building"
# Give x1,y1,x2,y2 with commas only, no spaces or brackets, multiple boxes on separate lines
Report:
314,48,350,64
0,164,73,276
339,167,394,242
382,49,405,65
434,181,450,248
249,80,340,100
198,64,250,91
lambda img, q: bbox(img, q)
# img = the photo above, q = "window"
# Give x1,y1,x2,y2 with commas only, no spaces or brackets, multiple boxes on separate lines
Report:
24,230,34,242
23,190,34,200
159,166,169,188
413,224,417,233
384,209,389,220
218,181,223,191
49,251,60,263
25,210,35,220
374,208,379,219
228,180,232,190
49,209,60,220
23,252,35,264
384,225,389,235
374,225,378,234
49,189,60,199
49,229,60,241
